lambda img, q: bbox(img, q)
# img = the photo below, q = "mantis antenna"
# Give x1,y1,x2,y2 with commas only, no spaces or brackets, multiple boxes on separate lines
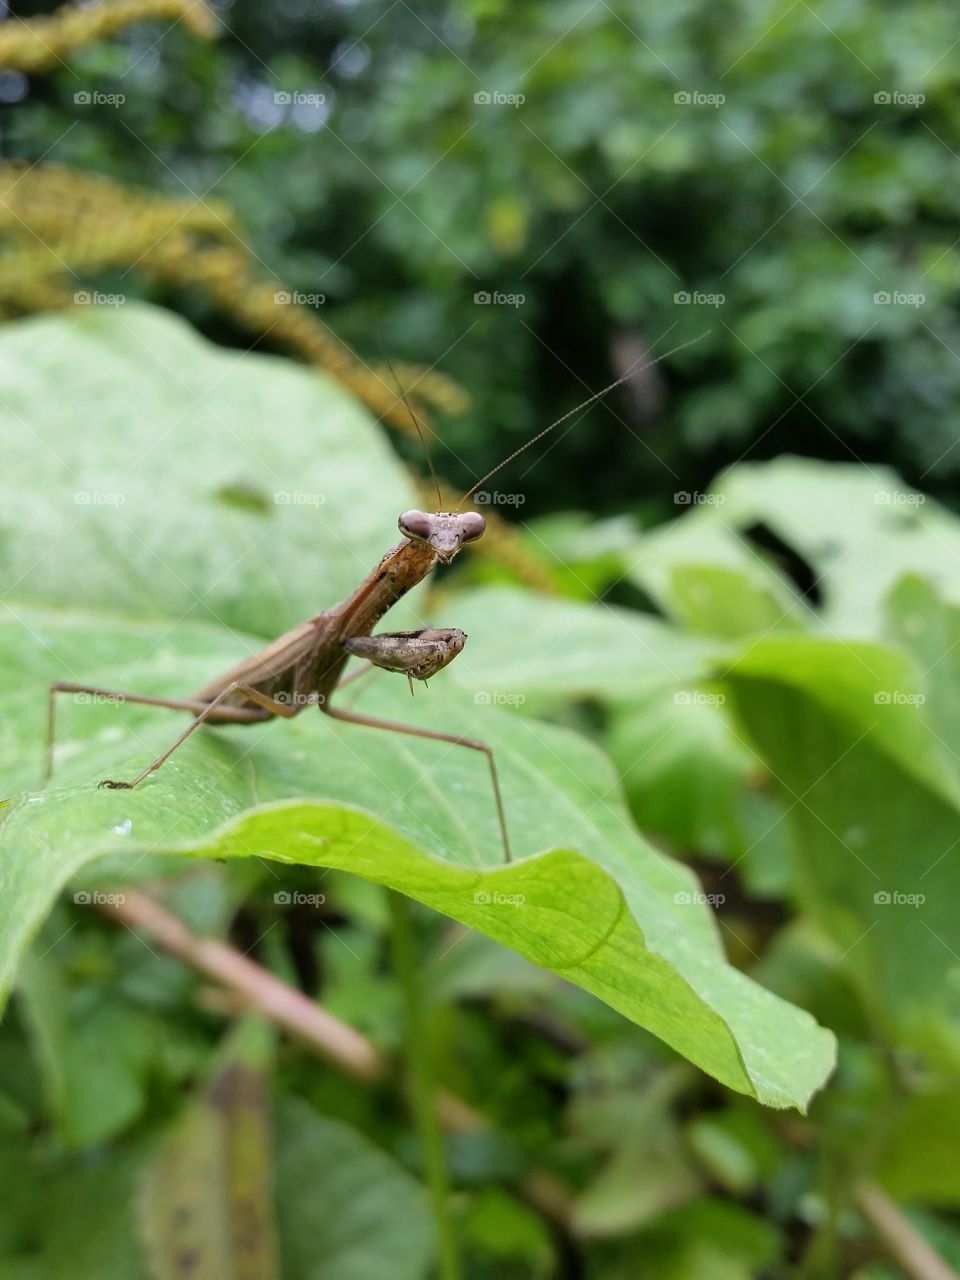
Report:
457,330,711,509
381,349,443,511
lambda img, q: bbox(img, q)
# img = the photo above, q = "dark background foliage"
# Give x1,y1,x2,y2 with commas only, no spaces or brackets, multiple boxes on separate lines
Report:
9,0,960,517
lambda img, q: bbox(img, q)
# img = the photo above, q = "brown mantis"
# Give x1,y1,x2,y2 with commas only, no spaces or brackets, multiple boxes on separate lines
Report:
44,334,705,863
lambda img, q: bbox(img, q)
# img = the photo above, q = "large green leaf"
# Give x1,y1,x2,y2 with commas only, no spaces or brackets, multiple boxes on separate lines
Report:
714,457,960,635
721,633,960,1058
0,306,835,1109
448,585,716,705
139,1018,280,1280
625,505,813,639
0,602,832,1107
0,1138,149,1278
606,685,778,870
274,1098,433,1280
0,303,420,638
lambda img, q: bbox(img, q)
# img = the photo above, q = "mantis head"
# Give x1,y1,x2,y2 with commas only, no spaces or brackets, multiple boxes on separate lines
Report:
398,509,486,563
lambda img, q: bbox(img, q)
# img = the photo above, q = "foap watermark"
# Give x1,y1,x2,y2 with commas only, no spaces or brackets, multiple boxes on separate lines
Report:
674,90,725,108
874,690,926,706
273,691,326,709
274,490,326,506
474,90,525,107
474,690,526,707
74,491,126,506
874,290,925,307
874,489,925,507
75,290,125,307
674,490,725,506
874,890,925,907
74,890,127,906
874,90,925,107
674,690,726,707
674,890,725,906
674,290,725,307
274,290,325,307
473,889,526,907
474,290,525,308
69,691,125,706
274,890,326,907
474,489,525,507
274,90,326,108
74,89,125,107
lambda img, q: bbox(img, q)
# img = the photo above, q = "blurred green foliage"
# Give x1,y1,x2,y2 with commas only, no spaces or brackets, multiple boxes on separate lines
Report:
9,0,960,514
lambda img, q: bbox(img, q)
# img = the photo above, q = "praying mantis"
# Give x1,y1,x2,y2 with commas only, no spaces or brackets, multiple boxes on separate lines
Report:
44,335,704,863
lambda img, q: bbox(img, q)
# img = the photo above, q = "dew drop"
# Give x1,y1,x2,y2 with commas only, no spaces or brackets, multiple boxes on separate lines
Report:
110,818,133,836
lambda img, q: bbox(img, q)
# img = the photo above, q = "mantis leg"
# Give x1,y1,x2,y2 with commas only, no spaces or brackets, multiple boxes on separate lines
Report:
45,682,264,787
86,682,295,790
321,701,511,863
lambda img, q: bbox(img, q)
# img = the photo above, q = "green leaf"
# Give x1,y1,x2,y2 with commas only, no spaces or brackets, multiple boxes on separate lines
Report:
715,457,960,634
274,1098,433,1280
0,307,835,1109
139,1017,280,1280
448,585,715,705
874,1088,960,1203
626,505,813,638
722,634,960,1056
607,685,760,859
884,573,960,770
0,604,832,1108
570,1083,700,1236
0,303,420,638
637,1197,781,1280
17,938,164,1146
0,1137,149,1278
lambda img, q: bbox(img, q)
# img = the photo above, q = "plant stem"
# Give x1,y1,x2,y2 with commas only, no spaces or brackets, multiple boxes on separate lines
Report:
855,1183,957,1280
98,889,574,1229
389,891,462,1280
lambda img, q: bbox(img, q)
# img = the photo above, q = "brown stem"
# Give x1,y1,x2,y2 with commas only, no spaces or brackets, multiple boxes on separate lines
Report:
99,888,574,1228
855,1183,957,1280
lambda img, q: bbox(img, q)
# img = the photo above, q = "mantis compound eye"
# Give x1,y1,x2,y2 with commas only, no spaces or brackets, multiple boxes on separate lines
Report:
398,509,432,541
458,512,486,542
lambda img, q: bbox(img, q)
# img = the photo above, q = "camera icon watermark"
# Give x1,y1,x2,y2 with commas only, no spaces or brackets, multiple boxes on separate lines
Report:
74,290,125,307
873,489,925,506
273,491,326,506
874,890,925,907
673,490,726,506
274,289,325,307
74,491,126,506
74,89,126,107
274,90,326,107
873,290,924,307
874,90,925,106
674,890,725,906
274,890,326,907
674,690,726,707
474,290,525,307
473,690,526,707
474,489,525,506
473,889,525,907
674,89,725,107
474,90,525,107
673,290,724,307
